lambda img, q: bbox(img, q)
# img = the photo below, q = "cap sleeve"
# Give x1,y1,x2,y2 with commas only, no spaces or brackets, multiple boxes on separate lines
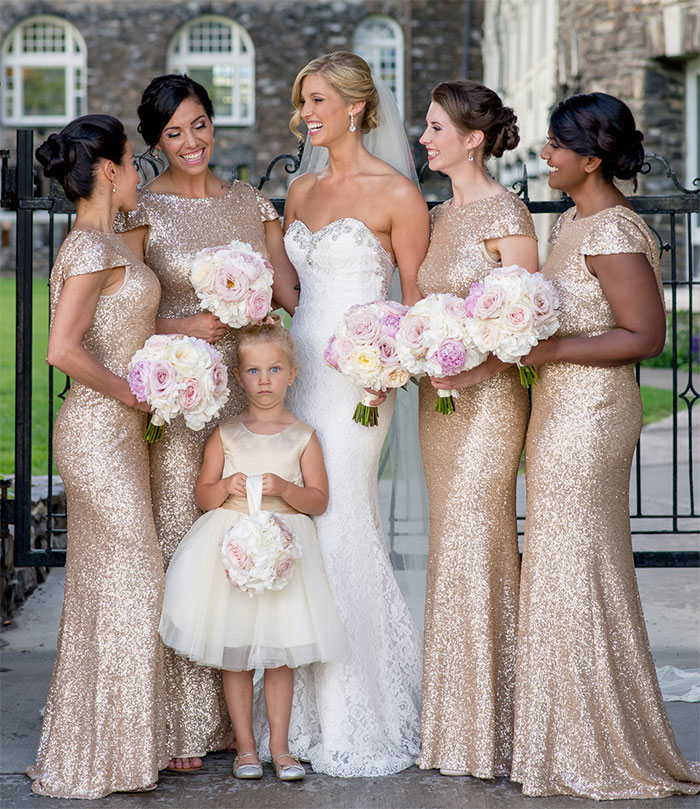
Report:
54,230,134,280
252,186,279,223
114,200,149,233
483,193,536,242
579,207,656,258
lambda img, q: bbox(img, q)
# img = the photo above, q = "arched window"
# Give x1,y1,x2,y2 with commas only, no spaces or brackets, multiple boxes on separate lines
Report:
353,16,405,117
1,16,86,126
167,16,255,126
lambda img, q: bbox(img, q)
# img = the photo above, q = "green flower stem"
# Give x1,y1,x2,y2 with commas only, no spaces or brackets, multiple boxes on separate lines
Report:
144,419,165,443
518,364,540,387
353,402,379,427
435,394,455,415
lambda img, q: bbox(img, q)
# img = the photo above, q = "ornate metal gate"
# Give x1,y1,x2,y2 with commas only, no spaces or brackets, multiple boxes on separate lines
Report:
1,129,698,567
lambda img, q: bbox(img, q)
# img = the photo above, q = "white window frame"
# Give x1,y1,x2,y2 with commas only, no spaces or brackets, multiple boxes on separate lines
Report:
353,15,405,118
167,15,255,126
1,15,87,127
686,57,700,276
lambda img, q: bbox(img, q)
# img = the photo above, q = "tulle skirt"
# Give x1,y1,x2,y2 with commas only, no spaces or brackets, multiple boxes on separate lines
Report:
160,507,348,671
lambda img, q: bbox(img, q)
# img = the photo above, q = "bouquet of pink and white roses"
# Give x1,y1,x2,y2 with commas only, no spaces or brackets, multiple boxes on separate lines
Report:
128,334,229,443
324,300,410,426
220,475,302,596
190,239,274,327
396,293,488,414
465,265,560,386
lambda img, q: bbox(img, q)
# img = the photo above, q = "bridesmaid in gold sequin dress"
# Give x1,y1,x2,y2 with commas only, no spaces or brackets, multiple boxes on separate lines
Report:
416,82,538,779
513,93,700,799
27,116,167,797
116,75,299,773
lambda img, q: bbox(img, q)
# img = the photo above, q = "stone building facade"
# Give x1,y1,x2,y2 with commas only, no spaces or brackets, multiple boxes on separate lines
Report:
1,0,483,198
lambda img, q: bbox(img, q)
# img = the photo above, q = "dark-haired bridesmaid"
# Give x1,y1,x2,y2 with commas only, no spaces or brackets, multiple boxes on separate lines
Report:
27,115,167,797
416,80,537,779
513,92,700,798
115,74,298,773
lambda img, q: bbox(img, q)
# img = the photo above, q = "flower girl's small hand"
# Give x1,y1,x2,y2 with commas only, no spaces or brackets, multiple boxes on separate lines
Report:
225,473,248,498
261,473,288,498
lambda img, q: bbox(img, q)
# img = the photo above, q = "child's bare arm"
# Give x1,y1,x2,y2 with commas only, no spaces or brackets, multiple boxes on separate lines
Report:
195,428,247,510
261,433,328,516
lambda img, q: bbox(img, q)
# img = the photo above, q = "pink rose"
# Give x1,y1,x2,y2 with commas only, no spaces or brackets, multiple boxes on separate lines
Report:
128,360,151,401
233,251,265,282
377,335,399,366
464,281,485,317
441,295,469,322
379,314,402,337
214,265,250,302
211,362,228,397
345,310,380,344
377,300,408,317
532,285,559,322
503,302,533,332
177,379,203,411
399,316,429,354
149,360,177,398
246,289,271,321
472,286,506,319
324,336,340,370
435,338,467,375
223,539,252,571
335,336,355,360
275,557,294,579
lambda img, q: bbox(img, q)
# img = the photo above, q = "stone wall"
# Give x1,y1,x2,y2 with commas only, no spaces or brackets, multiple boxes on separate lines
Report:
1,0,483,197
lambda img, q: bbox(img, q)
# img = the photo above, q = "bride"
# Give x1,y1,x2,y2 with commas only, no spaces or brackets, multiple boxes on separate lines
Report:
279,51,429,776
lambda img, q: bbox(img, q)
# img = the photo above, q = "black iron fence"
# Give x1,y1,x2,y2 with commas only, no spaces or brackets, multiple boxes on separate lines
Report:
1,129,698,568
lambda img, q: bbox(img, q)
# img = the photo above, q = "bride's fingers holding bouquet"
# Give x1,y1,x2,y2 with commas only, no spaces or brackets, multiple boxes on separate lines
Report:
364,387,388,407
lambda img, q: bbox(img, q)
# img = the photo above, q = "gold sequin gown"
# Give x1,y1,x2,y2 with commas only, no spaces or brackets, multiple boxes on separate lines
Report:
512,205,700,799
27,229,167,798
417,192,535,777
115,181,279,758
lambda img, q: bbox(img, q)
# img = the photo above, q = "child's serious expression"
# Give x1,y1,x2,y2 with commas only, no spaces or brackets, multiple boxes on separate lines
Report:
234,342,297,409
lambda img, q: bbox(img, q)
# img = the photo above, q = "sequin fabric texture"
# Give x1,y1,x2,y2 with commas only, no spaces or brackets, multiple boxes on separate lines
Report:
415,192,536,777
512,205,700,798
27,230,167,798
115,181,278,758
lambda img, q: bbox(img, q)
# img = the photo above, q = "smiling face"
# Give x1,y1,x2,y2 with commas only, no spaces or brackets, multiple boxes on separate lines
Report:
540,131,591,193
234,341,297,411
419,101,471,174
156,95,214,175
299,73,354,147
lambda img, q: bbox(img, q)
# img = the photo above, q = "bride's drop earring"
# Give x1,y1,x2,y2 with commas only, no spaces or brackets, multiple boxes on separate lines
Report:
349,112,356,133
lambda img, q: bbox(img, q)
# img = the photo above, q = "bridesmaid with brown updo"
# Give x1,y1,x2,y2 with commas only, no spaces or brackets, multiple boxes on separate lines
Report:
416,81,538,779
28,115,167,797
116,74,298,773
514,92,700,798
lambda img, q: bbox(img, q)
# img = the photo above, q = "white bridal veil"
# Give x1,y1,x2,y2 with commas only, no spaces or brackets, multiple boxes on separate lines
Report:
294,74,429,621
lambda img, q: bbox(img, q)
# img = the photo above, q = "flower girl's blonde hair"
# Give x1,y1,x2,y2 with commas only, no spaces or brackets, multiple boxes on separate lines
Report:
236,319,298,368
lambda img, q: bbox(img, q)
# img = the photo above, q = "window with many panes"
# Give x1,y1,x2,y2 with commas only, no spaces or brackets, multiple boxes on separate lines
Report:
1,16,86,127
167,16,255,126
353,16,405,117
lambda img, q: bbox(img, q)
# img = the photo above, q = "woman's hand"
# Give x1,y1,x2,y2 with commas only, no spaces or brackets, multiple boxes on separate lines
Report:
158,311,228,343
430,355,509,390
364,387,387,406
262,473,288,498
224,473,248,498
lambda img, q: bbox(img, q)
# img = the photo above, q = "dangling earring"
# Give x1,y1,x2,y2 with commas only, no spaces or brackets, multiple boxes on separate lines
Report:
468,150,474,162
349,111,356,133
112,182,117,193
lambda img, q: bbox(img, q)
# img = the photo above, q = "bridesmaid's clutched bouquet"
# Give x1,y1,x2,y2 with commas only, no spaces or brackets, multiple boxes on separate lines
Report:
396,293,488,414
128,334,230,443
465,265,560,386
190,239,274,327
220,475,302,596
324,300,411,426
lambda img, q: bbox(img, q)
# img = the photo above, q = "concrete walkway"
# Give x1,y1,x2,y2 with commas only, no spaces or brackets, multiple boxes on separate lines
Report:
1,401,698,808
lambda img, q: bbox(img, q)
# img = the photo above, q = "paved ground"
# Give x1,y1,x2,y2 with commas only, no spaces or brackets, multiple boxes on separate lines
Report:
1,384,698,808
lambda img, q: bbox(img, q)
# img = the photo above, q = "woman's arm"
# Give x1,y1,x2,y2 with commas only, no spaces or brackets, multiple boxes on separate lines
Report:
47,269,149,411
155,311,228,342
265,219,299,314
261,432,329,515
522,252,666,368
389,182,430,306
488,234,539,273
195,428,248,510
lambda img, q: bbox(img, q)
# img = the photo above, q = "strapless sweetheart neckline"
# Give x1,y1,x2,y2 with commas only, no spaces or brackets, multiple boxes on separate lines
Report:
287,217,393,263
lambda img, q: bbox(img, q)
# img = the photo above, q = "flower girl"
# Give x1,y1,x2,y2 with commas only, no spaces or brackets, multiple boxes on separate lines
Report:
159,322,348,781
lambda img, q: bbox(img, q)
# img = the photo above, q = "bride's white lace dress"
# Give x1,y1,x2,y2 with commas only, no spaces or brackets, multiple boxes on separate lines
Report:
282,217,422,776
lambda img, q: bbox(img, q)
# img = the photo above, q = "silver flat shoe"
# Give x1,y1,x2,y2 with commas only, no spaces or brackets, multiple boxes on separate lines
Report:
233,752,263,780
272,754,305,781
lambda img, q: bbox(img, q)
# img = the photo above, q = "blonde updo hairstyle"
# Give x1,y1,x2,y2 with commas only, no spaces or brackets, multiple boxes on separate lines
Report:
290,51,378,140
431,80,520,160
235,320,298,369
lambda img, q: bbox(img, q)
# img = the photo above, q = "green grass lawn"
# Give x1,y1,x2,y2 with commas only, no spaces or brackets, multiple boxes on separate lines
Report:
0,276,682,476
